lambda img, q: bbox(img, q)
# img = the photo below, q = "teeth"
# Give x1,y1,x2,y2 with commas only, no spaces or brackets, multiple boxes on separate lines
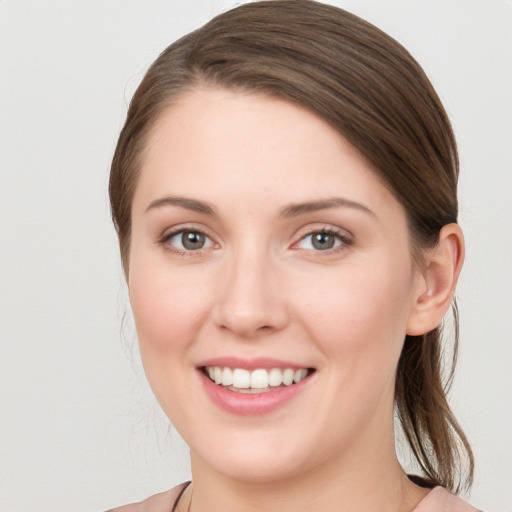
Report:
268,368,283,387
250,369,269,389
282,368,294,386
205,366,311,390
294,368,308,383
232,368,251,388
221,367,233,386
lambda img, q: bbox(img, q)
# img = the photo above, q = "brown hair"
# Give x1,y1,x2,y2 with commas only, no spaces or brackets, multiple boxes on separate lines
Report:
109,0,473,492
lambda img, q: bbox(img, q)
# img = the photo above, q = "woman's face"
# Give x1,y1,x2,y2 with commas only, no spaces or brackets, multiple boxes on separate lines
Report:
128,88,427,483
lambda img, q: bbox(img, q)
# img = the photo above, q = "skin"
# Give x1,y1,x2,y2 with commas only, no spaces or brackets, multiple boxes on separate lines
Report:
127,87,464,512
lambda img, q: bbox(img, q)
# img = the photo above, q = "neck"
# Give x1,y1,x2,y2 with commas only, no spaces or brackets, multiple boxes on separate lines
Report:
184,420,429,512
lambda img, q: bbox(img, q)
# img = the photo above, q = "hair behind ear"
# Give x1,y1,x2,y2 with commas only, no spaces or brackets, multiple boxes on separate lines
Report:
397,224,472,492
395,314,474,492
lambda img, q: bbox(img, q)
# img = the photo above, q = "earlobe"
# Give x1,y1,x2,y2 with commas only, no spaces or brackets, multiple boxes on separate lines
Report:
406,224,465,336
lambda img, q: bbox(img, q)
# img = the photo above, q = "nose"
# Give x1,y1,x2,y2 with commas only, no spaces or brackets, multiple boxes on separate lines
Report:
212,248,289,339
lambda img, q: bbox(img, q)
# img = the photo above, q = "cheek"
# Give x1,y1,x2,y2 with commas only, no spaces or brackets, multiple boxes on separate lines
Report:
297,261,414,371
128,260,213,364
127,261,216,424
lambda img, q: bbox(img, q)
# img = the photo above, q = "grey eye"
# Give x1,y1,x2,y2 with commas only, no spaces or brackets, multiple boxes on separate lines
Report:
298,231,343,251
311,232,336,250
170,230,213,251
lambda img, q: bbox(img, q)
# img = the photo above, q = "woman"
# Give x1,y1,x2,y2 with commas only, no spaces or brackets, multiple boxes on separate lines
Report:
108,1,480,510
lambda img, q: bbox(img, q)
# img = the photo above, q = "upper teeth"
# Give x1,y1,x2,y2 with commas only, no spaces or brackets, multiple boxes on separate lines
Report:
206,367,309,389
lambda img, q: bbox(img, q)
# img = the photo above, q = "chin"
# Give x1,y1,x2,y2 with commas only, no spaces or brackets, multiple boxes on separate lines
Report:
200,452,309,484
188,425,326,485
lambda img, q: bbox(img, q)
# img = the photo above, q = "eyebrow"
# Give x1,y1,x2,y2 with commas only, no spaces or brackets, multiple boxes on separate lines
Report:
145,195,216,215
280,197,376,218
145,195,374,218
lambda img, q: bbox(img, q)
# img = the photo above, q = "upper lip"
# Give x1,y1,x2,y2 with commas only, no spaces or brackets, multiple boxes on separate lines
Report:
197,356,313,371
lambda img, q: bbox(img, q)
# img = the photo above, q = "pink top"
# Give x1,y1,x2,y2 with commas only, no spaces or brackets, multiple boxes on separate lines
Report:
107,482,482,512
412,486,482,512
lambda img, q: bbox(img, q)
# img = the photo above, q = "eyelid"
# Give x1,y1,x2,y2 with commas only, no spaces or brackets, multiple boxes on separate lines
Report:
158,220,215,239
156,223,353,256
157,224,219,255
291,225,354,252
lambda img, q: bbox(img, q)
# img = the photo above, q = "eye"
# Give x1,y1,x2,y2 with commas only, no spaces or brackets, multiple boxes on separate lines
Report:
167,230,214,252
296,229,349,251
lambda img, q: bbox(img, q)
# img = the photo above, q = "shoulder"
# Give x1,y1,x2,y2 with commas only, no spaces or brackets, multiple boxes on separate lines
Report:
105,482,190,512
414,486,482,512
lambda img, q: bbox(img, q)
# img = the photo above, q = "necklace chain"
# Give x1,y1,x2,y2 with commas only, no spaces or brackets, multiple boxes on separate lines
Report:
186,486,192,512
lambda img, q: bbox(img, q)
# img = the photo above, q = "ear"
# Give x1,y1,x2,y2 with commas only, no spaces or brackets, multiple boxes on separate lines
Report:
406,223,465,336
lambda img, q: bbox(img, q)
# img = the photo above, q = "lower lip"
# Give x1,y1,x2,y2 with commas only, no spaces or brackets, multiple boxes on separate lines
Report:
198,370,313,415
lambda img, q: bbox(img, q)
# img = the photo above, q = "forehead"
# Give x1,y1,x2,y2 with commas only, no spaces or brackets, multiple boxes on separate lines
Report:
133,87,403,221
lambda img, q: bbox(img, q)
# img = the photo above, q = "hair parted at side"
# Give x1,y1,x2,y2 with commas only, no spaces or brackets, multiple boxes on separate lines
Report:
109,0,473,492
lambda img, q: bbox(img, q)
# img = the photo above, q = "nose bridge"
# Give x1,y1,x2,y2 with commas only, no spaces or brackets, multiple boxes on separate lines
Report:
213,241,287,337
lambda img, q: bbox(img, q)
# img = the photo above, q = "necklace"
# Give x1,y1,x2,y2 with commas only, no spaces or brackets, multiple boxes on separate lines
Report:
186,487,193,512
172,482,192,512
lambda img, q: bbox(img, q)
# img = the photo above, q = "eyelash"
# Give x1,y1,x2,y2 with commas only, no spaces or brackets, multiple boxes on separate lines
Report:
293,227,353,254
158,227,215,256
158,226,353,257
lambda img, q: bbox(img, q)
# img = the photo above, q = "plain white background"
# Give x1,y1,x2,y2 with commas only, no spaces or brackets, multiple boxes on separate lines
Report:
1,1,510,511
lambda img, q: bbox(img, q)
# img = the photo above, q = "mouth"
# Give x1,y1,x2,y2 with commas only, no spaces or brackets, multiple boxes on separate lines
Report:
201,366,315,394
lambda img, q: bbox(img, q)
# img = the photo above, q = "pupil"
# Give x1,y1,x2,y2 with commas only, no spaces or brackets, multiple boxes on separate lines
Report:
182,231,205,250
312,233,334,250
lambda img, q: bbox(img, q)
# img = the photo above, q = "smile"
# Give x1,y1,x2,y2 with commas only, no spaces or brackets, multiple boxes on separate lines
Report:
203,366,312,393
198,361,316,415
